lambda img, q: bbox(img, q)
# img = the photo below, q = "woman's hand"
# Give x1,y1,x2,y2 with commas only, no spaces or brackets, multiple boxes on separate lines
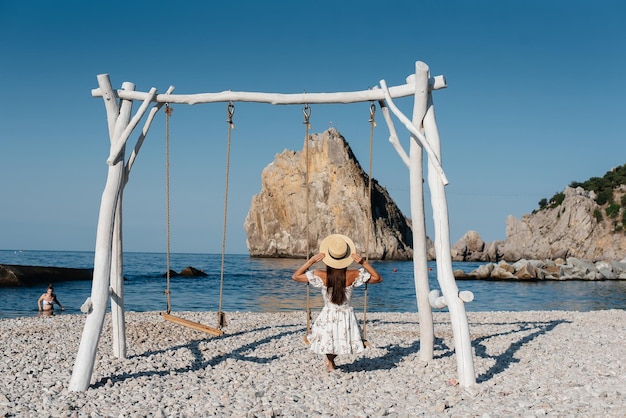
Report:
293,253,324,282
351,253,383,283
351,253,365,265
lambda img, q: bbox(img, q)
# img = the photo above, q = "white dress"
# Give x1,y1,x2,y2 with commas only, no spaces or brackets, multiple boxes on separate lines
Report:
305,269,371,355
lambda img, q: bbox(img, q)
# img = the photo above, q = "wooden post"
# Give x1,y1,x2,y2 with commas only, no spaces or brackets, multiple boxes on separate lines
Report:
379,64,476,387
111,191,126,359
420,62,476,387
410,63,435,361
68,78,134,392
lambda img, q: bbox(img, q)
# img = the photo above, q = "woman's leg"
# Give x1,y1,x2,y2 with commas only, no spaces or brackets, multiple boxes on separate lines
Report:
325,354,336,371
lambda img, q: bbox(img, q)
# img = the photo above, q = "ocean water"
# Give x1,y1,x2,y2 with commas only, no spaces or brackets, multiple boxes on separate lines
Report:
1,250,625,319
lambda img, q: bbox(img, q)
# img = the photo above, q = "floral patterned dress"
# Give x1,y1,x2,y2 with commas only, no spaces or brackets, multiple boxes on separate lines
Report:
305,269,371,355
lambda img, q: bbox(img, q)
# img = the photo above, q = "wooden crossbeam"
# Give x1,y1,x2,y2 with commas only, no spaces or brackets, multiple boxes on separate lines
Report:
159,312,224,336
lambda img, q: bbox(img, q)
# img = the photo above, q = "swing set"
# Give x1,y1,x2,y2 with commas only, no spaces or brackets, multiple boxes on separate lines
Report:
69,61,478,392
157,103,230,337
159,99,376,342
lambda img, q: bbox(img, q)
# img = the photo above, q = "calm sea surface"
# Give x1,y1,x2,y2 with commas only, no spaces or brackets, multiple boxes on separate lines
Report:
1,250,625,319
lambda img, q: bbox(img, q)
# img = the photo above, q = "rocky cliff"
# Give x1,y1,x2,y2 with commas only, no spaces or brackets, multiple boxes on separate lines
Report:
500,185,626,261
244,128,413,260
452,185,626,263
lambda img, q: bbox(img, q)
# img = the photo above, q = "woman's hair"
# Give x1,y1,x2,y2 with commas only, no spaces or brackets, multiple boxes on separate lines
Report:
326,266,347,305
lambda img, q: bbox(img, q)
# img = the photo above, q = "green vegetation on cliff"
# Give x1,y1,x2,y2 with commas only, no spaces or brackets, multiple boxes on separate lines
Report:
537,163,626,232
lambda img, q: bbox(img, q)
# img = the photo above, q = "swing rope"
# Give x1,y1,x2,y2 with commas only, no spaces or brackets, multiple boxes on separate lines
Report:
303,104,312,342
362,102,376,345
164,104,173,314
301,103,376,346
217,102,235,329
159,103,224,336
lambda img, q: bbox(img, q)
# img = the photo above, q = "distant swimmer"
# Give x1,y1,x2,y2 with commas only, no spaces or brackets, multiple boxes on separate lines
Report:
38,284,65,315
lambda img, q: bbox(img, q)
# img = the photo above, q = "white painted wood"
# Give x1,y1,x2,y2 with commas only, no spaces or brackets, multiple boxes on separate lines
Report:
126,86,175,176
410,62,435,362
91,76,447,105
69,79,134,392
112,88,175,361
422,83,476,387
459,290,474,303
71,61,476,391
429,289,475,307
378,99,410,168
80,297,92,313
111,194,126,359
107,88,157,165
378,80,448,186
428,289,447,309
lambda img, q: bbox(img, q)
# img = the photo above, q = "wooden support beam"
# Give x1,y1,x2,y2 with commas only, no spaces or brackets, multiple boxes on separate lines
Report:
92,75,447,105
159,312,224,337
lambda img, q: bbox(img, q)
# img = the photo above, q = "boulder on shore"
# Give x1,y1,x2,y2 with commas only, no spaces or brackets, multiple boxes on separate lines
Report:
454,258,626,281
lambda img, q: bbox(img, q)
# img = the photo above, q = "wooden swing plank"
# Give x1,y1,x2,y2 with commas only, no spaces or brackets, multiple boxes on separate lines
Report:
160,312,224,336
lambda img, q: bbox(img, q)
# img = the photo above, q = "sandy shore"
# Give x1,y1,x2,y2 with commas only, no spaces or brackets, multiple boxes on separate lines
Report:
1,310,624,417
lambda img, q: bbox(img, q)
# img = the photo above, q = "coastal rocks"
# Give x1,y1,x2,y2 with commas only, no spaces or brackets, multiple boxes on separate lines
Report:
451,186,626,263
454,257,626,281
0,264,93,287
244,128,413,260
451,230,488,262
500,186,626,261
164,266,208,277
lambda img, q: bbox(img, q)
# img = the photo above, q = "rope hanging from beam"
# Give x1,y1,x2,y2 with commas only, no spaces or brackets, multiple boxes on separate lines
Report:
303,104,312,345
159,103,224,337
362,101,377,347
217,102,236,330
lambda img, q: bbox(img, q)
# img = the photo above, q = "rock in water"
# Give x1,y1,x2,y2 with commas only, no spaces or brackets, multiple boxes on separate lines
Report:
0,264,94,287
244,128,413,260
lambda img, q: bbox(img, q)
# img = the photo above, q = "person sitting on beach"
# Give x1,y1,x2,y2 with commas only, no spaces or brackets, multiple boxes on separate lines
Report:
292,234,382,371
38,284,65,315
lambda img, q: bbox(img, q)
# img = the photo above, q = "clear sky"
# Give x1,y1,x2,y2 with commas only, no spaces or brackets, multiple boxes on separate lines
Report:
1,0,624,255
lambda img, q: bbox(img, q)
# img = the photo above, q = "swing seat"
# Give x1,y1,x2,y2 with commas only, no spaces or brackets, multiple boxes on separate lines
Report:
160,312,224,337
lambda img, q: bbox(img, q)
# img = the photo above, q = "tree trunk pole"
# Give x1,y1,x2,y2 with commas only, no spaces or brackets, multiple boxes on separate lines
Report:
411,63,434,361
421,63,476,386
69,78,134,391
111,190,126,359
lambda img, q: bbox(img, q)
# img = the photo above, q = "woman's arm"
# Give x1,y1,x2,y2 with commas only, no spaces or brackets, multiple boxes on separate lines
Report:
292,253,325,282
54,296,65,310
351,254,383,283
37,295,43,311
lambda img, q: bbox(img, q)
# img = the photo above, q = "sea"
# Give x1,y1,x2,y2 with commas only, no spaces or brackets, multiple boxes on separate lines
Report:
1,250,625,319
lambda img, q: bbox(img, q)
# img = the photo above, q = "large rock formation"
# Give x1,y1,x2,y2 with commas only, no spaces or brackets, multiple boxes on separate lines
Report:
499,186,626,261
244,128,413,260
452,186,626,263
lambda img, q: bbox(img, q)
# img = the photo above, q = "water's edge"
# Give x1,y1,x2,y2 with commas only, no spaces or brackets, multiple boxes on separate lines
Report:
1,250,625,319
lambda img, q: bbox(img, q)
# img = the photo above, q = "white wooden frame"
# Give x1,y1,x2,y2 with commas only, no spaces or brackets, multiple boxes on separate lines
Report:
68,61,476,391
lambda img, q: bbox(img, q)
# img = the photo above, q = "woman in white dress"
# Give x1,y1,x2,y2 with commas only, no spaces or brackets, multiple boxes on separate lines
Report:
292,234,382,371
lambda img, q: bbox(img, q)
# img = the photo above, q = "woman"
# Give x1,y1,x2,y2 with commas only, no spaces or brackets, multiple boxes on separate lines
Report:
292,234,382,371
38,284,65,315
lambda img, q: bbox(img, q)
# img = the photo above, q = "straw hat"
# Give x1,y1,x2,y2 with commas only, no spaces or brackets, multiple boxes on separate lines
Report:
319,234,356,269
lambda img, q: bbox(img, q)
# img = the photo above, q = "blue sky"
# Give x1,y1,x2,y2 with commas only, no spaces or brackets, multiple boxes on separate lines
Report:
1,1,624,254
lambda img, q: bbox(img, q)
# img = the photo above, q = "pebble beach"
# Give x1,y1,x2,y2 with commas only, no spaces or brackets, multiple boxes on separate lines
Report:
1,310,624,417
